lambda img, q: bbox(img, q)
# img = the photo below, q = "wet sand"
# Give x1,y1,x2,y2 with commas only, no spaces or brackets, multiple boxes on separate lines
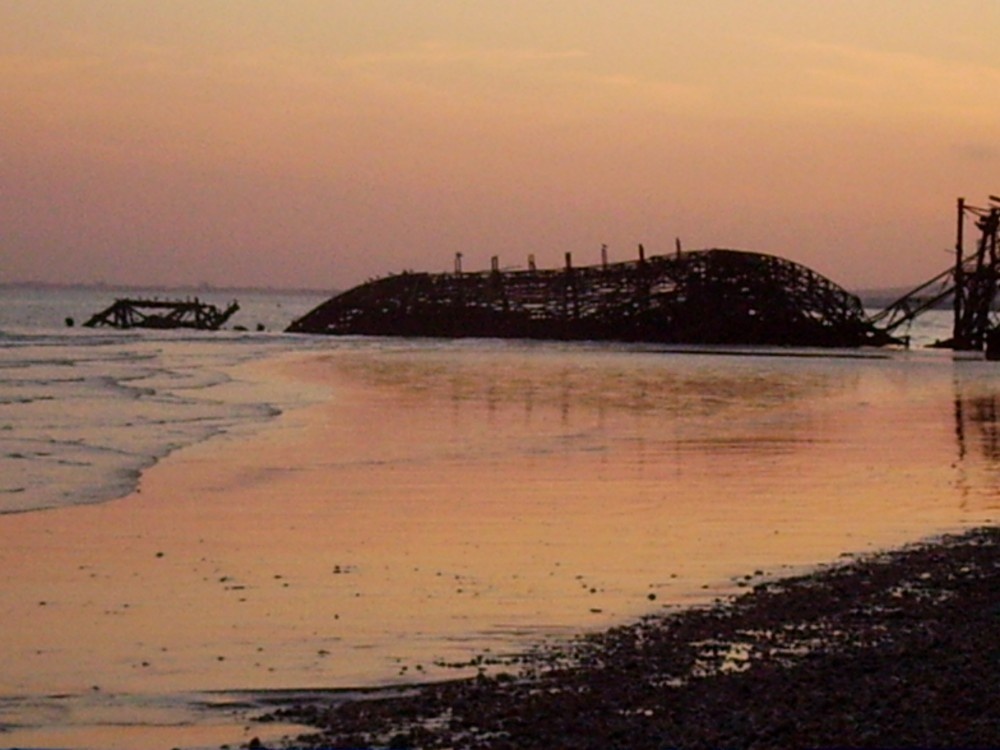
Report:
264,525,1000,749
1,343,997,747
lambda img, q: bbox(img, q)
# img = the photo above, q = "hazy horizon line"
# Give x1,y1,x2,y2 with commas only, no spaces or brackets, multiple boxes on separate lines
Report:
0,279,335,296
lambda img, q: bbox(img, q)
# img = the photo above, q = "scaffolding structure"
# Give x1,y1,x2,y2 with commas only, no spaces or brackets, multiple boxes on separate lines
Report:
288,248,892,347
868,196,1000,350
84,298,240,330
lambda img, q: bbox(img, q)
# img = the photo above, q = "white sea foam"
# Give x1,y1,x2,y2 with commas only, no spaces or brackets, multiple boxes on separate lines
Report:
0,287,327,513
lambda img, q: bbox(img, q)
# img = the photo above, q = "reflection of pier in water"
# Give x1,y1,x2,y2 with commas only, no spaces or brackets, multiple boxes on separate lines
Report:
952,380,1000,512
955,391,1000,462
425,351,849,483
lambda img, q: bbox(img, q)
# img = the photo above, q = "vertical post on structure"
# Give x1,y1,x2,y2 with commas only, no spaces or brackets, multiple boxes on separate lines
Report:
636,244,649,317
601,244,608,268
954,197,965,344
453,252,465,312
675,237,682,257
564,252,577,320
528,254,536,272
981,207,1000,353
990,208,999,268
489,255,507,312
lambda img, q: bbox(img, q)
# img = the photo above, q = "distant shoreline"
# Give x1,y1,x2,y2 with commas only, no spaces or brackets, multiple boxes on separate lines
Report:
0,280,334,296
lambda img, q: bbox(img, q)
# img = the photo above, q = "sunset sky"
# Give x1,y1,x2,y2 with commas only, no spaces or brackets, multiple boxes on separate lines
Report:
2,1,998,291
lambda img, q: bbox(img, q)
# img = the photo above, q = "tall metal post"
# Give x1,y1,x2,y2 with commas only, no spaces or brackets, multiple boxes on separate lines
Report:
953,197,965,344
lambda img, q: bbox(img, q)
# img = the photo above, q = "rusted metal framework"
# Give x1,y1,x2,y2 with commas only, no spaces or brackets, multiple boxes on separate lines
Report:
83,298,240,330
288,248,891,347
868,196,1000,350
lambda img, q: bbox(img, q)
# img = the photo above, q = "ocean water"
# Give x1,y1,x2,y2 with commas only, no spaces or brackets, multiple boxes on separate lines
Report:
0,286,967,516
0,287,327,514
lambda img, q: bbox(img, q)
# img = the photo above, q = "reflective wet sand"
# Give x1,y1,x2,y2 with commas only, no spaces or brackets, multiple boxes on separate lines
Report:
1,342,997,747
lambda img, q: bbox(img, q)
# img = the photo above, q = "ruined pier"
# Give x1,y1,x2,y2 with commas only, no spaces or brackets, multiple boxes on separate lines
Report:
288,248,892,347
83,297,240,330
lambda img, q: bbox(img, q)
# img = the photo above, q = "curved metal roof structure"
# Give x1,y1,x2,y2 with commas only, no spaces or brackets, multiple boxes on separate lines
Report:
288,248,893,347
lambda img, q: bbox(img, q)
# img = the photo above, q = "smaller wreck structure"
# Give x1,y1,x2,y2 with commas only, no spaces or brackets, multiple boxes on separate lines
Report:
83,297,239,331
288,248,894,347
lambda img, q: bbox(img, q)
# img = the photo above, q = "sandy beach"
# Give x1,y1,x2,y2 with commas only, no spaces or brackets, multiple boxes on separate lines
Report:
1,341,998,748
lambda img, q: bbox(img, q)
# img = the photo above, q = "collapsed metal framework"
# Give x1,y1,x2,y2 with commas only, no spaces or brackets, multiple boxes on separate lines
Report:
83,297,240,330
288,248,892,347
868,196,1000,350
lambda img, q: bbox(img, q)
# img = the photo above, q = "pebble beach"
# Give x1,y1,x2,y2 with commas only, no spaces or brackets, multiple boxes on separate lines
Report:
263,526,1000,749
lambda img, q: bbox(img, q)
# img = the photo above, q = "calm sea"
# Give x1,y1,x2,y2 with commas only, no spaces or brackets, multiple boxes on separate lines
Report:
0,284,968,517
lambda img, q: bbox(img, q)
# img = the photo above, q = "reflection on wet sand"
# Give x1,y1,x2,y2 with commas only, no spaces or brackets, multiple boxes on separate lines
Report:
952,373,1000,509
956,392,1000,461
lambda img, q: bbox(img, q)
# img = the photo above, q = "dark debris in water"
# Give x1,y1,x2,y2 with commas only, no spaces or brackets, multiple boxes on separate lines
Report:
255,527,1000,749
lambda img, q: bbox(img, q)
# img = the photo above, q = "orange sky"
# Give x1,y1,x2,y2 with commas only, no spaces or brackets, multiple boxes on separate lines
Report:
2,1,998,291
